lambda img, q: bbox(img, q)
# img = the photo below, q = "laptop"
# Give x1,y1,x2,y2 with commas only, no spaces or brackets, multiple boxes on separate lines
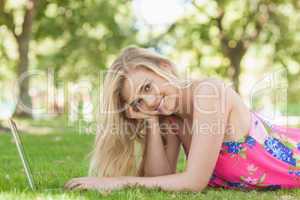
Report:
8,119,36,191
8,119,64,192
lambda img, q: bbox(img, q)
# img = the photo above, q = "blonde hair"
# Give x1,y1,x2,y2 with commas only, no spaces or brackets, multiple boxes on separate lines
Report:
88,46,190,177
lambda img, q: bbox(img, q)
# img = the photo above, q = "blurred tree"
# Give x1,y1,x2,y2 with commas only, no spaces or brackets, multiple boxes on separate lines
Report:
0,0,137,117
33,0,136,83
33,0,137,116
0,0,37,116
147,0,300,94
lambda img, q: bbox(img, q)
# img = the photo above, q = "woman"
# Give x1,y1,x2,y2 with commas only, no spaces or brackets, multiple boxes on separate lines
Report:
65,46,300,192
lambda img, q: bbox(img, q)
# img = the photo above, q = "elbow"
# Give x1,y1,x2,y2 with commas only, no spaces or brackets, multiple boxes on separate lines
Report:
181,172,207,192
186,183,205,193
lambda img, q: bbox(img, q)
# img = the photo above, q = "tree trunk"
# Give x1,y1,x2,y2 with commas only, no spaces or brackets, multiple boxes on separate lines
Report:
14,0,36,117
228,52,242,93
0,124,10,133
216,12,248,93
0,124,4,132
223,41,246,93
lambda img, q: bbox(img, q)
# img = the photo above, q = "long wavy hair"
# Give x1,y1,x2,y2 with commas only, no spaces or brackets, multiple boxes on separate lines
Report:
88,46,190,177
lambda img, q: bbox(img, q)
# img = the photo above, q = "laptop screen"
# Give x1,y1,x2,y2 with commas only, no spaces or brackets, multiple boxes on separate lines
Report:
8,119,36,191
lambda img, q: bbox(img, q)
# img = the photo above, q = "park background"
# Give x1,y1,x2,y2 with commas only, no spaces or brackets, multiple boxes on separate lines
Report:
0,0,300,199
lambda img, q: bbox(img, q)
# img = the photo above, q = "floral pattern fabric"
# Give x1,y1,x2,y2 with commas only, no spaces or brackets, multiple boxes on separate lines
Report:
208,111,300,190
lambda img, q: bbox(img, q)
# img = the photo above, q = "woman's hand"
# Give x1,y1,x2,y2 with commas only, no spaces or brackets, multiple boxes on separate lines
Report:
125,104,160,130
125,102,181,136
64,177,126,192
125,104,153,119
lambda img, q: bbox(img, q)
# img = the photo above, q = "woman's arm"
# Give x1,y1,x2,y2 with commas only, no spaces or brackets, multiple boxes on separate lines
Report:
65,79,232,192
141,117,181,177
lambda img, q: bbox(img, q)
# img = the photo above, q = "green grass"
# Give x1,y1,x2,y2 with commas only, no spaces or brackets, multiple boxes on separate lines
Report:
1,117,300,199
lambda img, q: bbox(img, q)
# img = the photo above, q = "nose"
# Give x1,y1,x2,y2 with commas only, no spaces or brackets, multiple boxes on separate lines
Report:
142,94,160,110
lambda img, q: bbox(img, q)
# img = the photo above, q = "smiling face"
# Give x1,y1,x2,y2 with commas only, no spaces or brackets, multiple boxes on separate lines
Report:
120,66,179,117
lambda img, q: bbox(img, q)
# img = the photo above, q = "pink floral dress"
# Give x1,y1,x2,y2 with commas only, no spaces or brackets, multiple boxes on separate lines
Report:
208,111,300,191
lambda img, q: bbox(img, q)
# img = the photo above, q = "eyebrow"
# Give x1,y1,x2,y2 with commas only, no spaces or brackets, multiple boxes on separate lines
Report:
129,78,149,106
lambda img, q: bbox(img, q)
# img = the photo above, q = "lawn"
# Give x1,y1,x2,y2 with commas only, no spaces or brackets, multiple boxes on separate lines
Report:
0,117,300,200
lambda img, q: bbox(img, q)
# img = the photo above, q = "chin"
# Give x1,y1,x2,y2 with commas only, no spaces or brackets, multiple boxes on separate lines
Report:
161,96,177,115
161,109,173,116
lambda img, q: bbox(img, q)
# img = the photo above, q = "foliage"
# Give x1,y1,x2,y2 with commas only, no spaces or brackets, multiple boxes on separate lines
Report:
0,0,137,82
32,0,137,83
147,0,300,98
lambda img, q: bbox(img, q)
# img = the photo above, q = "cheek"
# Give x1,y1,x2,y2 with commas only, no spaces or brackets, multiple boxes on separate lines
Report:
162,83,173,94
167,86,178,98
165,87,178,108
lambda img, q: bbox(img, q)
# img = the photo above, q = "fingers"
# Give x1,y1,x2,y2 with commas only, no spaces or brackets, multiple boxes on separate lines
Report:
64,178,80,190
69,182,82,190
126,106,151,119
64,178,110,192
75,184,88,191
64,177,88,190
65,181,88,191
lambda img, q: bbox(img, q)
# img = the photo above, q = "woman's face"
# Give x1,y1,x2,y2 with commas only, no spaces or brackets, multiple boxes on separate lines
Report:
120,66,179,117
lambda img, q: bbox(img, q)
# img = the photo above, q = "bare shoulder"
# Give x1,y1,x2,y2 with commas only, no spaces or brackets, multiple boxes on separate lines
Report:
192,77,234,115
192,77,252,142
